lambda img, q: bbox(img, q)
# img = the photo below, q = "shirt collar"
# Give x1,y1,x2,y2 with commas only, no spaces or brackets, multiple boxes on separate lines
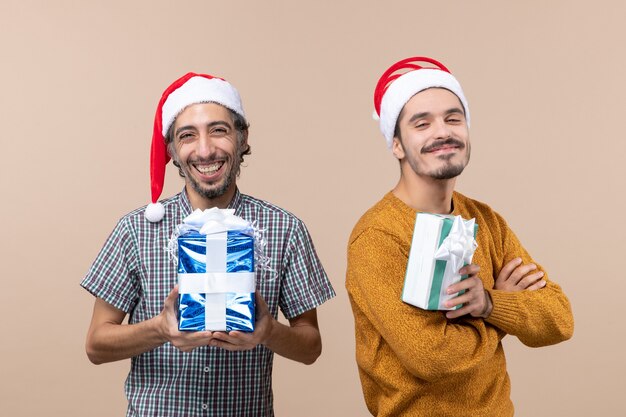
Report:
178,187,193,216
227,188,243,213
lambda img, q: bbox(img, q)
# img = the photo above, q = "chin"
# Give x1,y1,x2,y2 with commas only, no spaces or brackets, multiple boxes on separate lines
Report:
429,161,466,179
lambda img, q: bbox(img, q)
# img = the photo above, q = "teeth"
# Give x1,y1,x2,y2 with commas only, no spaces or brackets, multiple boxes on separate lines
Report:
196,162,222,174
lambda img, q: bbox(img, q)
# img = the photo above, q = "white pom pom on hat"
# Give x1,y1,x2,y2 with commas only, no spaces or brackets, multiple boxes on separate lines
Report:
372,56,470,149
146,72,245,222
145,202,165,223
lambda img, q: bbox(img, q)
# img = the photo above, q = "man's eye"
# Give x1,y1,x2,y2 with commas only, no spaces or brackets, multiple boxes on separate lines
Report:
416,122,429,129
179,133,193,140
212,127,228,136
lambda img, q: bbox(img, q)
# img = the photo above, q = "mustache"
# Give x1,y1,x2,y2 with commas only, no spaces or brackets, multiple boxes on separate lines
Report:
188,155,230,164
421,138,465,154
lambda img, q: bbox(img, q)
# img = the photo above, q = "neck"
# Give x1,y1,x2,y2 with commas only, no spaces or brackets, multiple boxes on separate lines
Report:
185,183,236,210
392,170,456,214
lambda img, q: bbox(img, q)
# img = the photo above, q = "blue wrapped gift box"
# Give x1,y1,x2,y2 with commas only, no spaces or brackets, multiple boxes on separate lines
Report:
178,230,255,332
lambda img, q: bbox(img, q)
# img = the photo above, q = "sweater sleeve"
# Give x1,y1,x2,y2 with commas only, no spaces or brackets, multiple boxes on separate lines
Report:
484,214,574,347
347,227,502,382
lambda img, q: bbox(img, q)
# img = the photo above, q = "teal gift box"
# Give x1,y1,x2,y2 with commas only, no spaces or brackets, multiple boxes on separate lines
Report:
402,213,478,310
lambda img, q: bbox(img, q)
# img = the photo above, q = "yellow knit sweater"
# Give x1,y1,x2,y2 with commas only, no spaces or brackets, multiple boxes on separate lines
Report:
346,191,574,417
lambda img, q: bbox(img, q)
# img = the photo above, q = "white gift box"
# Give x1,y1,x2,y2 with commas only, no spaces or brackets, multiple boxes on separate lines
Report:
402,213,478,310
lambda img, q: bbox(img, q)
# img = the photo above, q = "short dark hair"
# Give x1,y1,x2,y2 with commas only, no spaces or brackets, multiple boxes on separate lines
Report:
165,103,251,178
393,107,405,142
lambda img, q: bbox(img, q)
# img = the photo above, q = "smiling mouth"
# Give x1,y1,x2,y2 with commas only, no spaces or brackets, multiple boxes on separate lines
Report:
428,145,459,153
422,139,465,154
193,161,224,175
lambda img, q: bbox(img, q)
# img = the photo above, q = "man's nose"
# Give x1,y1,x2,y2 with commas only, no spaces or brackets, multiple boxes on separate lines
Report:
432,119,453,139
195,135,216,158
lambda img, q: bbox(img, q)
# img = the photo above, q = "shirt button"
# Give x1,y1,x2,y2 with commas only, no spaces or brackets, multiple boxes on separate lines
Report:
203,366,210,372
202,404,208,410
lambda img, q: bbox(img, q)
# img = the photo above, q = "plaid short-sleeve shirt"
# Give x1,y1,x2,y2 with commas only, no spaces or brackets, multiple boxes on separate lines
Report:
81,189,335,417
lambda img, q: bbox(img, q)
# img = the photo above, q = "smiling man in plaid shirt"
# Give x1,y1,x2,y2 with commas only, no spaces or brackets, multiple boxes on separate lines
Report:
82,73,335,417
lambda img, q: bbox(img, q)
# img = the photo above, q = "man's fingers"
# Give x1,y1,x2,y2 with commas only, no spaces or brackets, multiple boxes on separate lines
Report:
445,277,482,307
524,279,547,291
212,331,237,343
447,275,481,294
497,258,522,283
446,305,471,319
445,292,473,309
209,338,247,351
508,264,538,285
210,331,257,351
458,264,480,277
516,271,544,289
444,274,489,318
211,331,253,345
186,331,213,341
171,330,214,352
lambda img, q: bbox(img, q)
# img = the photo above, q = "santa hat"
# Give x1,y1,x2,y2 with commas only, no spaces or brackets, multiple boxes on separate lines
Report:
373,56,470,149
145,72,246,222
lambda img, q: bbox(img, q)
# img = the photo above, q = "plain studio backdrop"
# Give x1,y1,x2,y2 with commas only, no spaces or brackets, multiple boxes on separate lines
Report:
1,1,624,416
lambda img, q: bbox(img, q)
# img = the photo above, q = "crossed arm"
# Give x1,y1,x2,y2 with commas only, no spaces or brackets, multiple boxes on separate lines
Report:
85,287,322,365
423,249,572,347
444,256,548,319
347,227,571,380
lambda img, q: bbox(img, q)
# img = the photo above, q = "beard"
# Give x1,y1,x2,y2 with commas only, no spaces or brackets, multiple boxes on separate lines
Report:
188,167,236,199
429,162,467,180
177,154,241,200
408,139,471,180
429,151,469,179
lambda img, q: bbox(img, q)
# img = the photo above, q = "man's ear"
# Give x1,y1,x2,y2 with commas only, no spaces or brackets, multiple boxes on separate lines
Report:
391,137,405,160
240,129,250,153
166,141,175,159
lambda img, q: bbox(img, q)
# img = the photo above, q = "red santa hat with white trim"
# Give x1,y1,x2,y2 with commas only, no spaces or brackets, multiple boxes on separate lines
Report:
373,56,470,149
145,72,245,222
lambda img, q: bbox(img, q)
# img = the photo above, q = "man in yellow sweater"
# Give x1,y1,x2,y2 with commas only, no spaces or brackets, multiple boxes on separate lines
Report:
346,57,574,416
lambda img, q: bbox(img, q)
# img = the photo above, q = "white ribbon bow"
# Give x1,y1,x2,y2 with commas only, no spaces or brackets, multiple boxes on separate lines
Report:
434,216,477,273
183,208,252,235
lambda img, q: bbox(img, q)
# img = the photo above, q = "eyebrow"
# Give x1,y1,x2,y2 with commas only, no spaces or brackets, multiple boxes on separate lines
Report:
174,120,232,137
406,107,465,124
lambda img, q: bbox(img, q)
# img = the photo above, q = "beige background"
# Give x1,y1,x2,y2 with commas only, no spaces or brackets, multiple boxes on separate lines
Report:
1,0,624,415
